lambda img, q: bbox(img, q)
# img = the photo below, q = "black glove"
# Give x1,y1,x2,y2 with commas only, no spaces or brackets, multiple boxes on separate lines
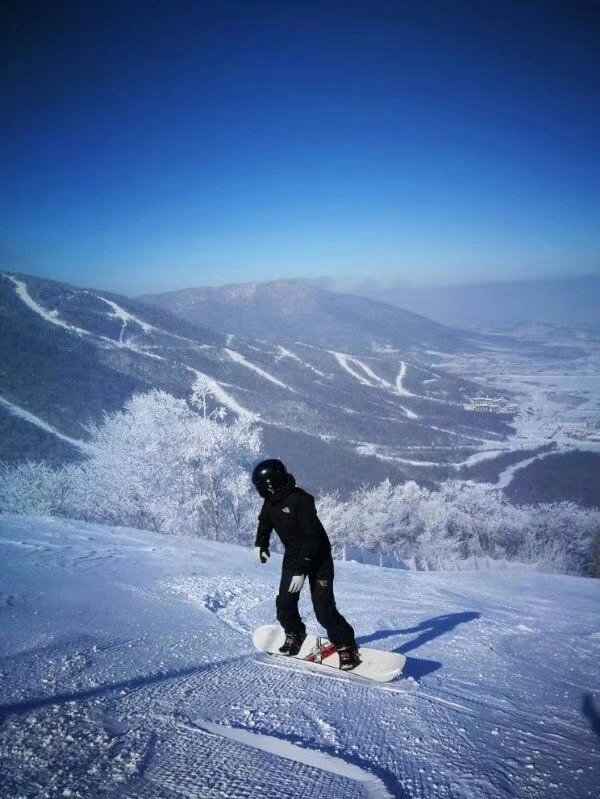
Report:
255,546,270,564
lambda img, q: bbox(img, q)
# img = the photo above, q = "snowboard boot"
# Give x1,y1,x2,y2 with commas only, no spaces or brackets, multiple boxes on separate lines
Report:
338,643,361,671
279,632,306,656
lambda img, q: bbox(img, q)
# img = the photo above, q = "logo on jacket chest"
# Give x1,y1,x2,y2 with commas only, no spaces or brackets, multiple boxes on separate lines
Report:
280,507,291,513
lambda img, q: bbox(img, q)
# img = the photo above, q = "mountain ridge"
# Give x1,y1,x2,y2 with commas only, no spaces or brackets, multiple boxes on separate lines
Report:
2,269,574,498
137,277,469,355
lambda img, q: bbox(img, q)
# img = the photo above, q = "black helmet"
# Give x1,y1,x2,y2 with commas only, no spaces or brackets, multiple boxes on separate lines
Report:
252,459,287,497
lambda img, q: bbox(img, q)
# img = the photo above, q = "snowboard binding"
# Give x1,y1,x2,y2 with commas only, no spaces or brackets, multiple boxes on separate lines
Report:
278,633,306,656
338,644,361,671
305,636,337,663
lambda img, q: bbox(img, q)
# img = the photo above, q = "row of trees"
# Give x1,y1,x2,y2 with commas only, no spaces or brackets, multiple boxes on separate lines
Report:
317,479,599,576
1,389,599,576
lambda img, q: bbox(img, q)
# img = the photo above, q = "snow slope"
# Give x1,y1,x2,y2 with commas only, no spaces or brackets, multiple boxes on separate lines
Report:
1,515,599,798
0,395,91,453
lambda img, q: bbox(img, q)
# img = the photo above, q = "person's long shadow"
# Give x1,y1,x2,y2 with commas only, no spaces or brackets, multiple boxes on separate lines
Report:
357,612,480,681
582,693,600,740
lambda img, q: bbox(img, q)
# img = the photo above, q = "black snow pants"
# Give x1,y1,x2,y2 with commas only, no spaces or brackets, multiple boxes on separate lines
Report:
276,555,355,648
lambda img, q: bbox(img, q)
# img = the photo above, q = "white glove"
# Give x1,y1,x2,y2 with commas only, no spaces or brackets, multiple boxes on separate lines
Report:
288,575,305,593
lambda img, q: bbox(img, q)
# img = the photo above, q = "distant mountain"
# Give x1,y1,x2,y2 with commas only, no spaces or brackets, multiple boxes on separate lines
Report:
1,271,530,495
0,272,225,462
138,279,476,356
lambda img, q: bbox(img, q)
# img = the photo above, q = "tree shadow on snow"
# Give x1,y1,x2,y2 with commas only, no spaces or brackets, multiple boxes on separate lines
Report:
0,654,246,719
582,693,600,740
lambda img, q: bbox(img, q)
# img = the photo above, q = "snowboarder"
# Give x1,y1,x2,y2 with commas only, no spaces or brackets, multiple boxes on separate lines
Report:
252,458,360,670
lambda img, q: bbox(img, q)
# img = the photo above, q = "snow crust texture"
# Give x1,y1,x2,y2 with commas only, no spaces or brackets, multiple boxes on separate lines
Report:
1,515,599,798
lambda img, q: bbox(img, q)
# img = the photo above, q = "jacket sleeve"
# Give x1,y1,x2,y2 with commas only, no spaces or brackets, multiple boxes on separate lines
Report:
295,495,324,573
254,502,272,549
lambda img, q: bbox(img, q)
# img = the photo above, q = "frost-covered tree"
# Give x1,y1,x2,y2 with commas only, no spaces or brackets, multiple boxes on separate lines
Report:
71,391,262,540
314,478,600,575
436,481,506,557
315,489,355,556
518,501,597,575
0,462,72,516
415,488,458,568
3,425,599,575
190,373,227,420
592,531,600,578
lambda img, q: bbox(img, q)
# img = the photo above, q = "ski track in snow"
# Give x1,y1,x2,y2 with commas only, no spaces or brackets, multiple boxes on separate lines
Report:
330,351,420,419
189,719,394,799
96,296,155,342
1,515,599,799
224,347,296,392
186,366,257,419
494,447,567,489
7,279,255,425
453,450,506,468
330,350,390,389
6,275,93,338
275,345,330,377
330,351,464,418
94,294,215,348
393,360,464,411
4,274,211,357
395,361,411,396
355,443,440,467
0,394,91,452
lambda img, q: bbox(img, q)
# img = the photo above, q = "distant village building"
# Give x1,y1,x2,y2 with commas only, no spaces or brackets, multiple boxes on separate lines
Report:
469,397,519,415
566,422,600,441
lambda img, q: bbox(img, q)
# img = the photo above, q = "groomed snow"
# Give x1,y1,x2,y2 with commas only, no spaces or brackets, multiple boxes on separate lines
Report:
225,348,295,391
0,395,91,453
186,366,257,420
330,352,420,419
96,296,155,340
1,515,599,798
330,350,390,389
6,275,92,338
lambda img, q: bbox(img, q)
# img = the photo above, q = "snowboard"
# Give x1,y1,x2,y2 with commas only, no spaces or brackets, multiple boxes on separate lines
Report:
253,624,406,683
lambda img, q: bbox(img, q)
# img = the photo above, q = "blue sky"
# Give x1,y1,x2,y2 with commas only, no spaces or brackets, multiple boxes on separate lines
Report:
2,0,599,295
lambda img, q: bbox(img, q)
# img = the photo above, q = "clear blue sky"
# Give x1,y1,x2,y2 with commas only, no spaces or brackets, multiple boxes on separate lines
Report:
2,0,599,295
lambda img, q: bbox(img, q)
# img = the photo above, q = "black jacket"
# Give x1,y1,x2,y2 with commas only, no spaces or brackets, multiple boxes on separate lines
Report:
254,474,331,574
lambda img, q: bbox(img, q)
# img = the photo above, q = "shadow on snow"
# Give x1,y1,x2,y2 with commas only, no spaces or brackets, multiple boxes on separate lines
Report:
0,654,246,719
582,692,600,740
357,611,480,681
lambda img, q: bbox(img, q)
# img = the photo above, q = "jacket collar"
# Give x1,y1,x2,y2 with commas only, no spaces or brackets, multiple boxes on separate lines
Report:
266,473,296,504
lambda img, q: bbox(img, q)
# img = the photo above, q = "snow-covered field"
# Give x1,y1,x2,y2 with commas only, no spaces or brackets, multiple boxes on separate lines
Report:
1,515,599,798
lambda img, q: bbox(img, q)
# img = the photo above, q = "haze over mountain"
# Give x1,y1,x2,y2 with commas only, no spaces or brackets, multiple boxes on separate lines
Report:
138,279,470,356
322,275,600,330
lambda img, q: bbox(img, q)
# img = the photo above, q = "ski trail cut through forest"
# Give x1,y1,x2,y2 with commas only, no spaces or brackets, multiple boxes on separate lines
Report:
0,394,91,452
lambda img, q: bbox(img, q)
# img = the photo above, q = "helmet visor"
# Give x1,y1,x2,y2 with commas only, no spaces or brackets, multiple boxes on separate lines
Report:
252,460,286,496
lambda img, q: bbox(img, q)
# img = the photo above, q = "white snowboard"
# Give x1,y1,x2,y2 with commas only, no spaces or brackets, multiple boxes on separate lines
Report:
253,624,406,683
